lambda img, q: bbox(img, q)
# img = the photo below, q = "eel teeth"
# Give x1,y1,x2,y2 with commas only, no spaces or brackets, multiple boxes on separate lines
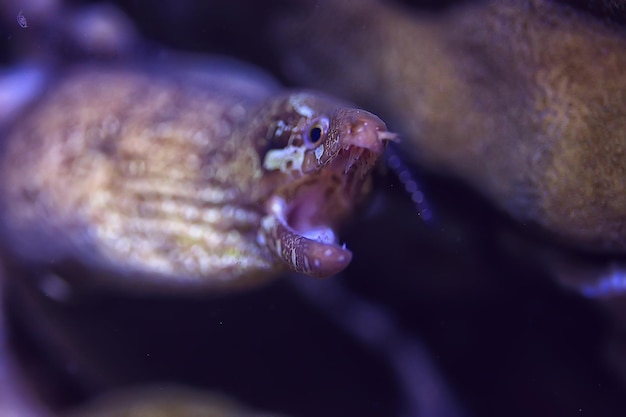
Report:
344,147,365,173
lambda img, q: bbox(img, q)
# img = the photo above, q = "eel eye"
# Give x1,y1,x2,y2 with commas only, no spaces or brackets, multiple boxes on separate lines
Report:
305,117,329,148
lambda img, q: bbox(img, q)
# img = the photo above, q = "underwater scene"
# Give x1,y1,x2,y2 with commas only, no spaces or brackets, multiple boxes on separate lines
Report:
1,0,625,416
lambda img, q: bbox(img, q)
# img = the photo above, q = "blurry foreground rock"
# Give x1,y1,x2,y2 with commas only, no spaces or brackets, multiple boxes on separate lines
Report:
63,385,281,417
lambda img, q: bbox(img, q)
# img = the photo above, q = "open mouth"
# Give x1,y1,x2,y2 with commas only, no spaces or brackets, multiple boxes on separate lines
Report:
259,144,389,278
258,106,396,278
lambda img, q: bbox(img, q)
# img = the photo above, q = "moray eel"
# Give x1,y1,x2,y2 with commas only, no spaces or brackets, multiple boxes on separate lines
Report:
274,0,626,253
0,60,393,292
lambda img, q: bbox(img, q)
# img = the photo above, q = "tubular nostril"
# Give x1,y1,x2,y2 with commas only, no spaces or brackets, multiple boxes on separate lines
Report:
377,131,399,142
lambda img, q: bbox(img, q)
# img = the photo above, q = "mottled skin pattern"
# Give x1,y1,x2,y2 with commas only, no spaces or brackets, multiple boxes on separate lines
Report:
276,0,626,252
0,63,391,293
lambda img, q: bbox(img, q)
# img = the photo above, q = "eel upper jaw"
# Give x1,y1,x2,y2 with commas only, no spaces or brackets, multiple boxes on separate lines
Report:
327,112,398,176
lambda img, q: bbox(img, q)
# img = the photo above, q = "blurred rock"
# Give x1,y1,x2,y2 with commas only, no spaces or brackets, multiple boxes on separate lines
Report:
62,385,282,417
273,0,626,253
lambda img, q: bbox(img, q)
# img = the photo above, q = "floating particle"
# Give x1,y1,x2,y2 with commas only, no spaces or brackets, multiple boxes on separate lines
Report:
17,11,28,28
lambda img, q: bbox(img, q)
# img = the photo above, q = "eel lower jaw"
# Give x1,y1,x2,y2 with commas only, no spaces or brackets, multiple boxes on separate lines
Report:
258,196,352,278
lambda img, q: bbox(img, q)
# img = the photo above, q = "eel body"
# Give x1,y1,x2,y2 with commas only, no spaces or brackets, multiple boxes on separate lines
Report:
274,0,626,252
0,60,392,292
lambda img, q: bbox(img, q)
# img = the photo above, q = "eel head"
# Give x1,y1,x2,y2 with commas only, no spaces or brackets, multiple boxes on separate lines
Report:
255,92,396,278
